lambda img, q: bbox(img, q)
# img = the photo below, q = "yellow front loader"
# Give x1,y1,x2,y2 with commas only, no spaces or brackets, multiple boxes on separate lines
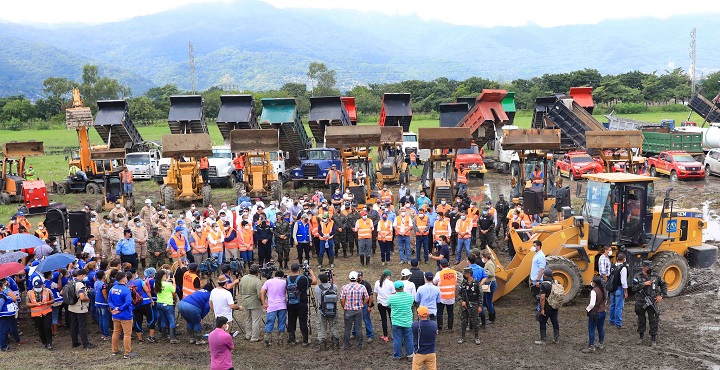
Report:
325,125,382,207
230,129,282,200
160,134,213,209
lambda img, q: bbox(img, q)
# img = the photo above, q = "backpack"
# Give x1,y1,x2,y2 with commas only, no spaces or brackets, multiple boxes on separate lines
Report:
319,284,338,318
545,280,565,309
61,281,79,305
130,285,143,305
606,264,626,293
287,275,303,305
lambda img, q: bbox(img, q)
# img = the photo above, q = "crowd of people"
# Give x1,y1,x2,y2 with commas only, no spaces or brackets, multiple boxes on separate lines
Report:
0,183,669,369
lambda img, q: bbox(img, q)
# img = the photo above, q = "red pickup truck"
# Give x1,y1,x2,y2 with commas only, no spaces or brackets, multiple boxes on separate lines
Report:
556,151,604,180
647,150,705,181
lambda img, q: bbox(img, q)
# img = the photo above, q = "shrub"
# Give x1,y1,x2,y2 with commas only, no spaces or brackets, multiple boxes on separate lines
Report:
614,103,647,114
659,104,689,113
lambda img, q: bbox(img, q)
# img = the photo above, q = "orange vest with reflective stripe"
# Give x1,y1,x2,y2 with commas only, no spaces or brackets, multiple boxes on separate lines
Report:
208,230,224,254
199,157,209,170
169,235,185,258
410,152,416,161
35,229,48,240
394,216,412,236
436,204,451,215
239,228,254,251
456,169,468,184
191,231,207,254
182,271,199,297
319,221,334,240
356,218,373,239
378,220,393,241
456,218,472,239
224,228,239,250
380,190,392,203
434,219,450,241
415,216,429,236
310,217,320,237
468,207,479,227
438,268,457,301
326,169,341,184
121,170,133,183
28,289,53,317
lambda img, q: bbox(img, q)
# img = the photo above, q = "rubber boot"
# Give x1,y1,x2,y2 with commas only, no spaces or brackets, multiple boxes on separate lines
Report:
317,256,323,269
170,328,179,344
51,324,57,336
188,329,195,344
329,256,335,268
480,314,486,328
332,337,340,350
140,258,146,269
651,335,657,347
276,332,285,346
318,340,327,351
195,333,207,345
489,313,496,324
534,330,546,345
365,257,370,266
360,256,365,266
265,332,272,347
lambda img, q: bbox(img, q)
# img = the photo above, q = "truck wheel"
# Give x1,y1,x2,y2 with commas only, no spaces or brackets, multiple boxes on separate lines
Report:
670,170,678,182
545,255,583,305
86,182,101,195
162,185,176,210
56,182,69,195
0,193,10,205
651,251,689,297
228,174,236,189
202,185,212,207
271,181,282,200
649,166,657,177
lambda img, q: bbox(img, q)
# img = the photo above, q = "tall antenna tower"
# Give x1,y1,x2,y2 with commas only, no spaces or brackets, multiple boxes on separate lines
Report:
189,41,196,94
690,28,697,96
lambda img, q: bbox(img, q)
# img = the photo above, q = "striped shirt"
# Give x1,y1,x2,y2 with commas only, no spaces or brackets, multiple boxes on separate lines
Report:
340,282,368,311
598,254,611,278
387,291,415,328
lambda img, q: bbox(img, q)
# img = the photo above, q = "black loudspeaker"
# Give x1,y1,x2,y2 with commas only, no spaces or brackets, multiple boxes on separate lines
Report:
348,185,366,205
523,187,544,216
44,209,67,236
69,211,91,238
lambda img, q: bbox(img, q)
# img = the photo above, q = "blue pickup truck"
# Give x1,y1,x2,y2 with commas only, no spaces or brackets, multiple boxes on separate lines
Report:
291,148,342,189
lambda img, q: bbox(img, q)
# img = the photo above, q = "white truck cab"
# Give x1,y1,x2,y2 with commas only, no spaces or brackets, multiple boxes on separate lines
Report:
402,131,430,161
269,150,289,181
493,125,520,173
125,150,161,180
207,146,235,187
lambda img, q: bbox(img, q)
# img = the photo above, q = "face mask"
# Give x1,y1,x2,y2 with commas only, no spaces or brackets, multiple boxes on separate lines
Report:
213,227,219,231
34,287,43,293
106,220,111,224
114,224,119,228
118,218,124,222
400,212,406,217
441,201,446,205
38,226,44,230
482,211,488,215
461,215,466,220
608,250,613,256
383,188,387,191
90,241,95,246
590,282,595,288
191,206,196,210
335,190,340,194
418,214,424,218
382,216,387,220
91,218,96,222
362,215,367,220
530,246,537,252
115,204,121,208
136,222,142,227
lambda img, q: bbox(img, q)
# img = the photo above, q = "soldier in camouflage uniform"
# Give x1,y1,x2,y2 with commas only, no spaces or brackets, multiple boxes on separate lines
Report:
273,213,292,269
458,267,482,345
332,209,348,257
632,260,667,347
147,227,167,269
344,206,359,257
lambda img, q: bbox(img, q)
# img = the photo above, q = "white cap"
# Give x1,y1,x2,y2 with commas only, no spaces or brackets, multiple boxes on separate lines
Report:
401,268,411,277
348,271,358,281
145,199,151,204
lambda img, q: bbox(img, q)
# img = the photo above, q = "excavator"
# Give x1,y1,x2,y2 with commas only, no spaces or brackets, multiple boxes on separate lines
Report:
418,127,473,206
487,172,717,303
230,129,282,200
0,141,49,214
375,126,408,187
324,125,381,207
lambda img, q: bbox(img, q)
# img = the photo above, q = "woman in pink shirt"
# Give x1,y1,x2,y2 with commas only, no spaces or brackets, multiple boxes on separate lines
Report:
209,316,234,370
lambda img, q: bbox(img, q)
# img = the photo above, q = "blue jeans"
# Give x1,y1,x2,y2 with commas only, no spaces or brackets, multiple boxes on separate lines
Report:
609,289,625,327
123,183,133,194
241,251,253,264
588,311,606,346
88,288,96,322
483,281,497,315
51,306,61,325
96,305,111,337
391,325,414,359
265,309,287,333
352,304,374,339
0,317,10,350
455,238,471,263
319,240,335,258
212,251,224,265
416,235,429,262
157,303,176,329
397,236,411,263
178,301,203,332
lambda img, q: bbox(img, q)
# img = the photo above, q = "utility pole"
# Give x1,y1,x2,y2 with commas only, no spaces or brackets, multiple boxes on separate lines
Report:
690,28,697,96
189,41,196,94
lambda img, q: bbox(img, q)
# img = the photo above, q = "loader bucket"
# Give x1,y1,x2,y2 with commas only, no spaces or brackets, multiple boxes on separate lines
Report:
501,129,561,151
65,107,94,129
325,126,381,149
586,131,643,149
439,102,470,127
418,128,473,150
2,141,44,157
161,134,213,158
230,129,279,153
380,126,403,144
90,148,127,161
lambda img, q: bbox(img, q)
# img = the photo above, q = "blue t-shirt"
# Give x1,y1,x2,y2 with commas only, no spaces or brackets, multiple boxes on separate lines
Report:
470,263,488,282
94,280,108,306
130,278,151,305
108,283,133,320
181,289,211,318
412,319,437,355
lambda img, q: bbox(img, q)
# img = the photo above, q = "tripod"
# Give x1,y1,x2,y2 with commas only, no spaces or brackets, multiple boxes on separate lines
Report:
307,286,318,335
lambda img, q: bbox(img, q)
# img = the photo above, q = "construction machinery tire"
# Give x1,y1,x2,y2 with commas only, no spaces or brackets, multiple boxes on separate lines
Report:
56,182,69,195
271,181,282,200
162,185,176,210
545,255,583,305
651,251,689,297
86,182,101,195
202,185,212,207
0,193,10,205
234,183,245,198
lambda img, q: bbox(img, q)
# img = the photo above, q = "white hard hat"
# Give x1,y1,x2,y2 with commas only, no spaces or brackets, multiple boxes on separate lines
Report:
401,268,411,277
145,199,151,204
349,271,358,281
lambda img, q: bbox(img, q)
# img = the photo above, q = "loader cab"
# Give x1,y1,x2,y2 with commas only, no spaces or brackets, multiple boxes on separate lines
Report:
583,173,656,248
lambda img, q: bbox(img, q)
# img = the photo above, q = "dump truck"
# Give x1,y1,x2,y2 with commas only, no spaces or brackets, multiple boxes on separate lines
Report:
308,96,352,146
455,89,510,149
291,148,343,189
159,134,213,209
94,100,144,151
688,93,720,126
216,94,259,142
501,92,517,124
375,126,408,187
0,141,48,214
230,129,282,200
488,172,717,303
259,98,311,166
325,125,381,206
418,127,473,206
439,102,470,128
379,93,413,132
340,97,358,125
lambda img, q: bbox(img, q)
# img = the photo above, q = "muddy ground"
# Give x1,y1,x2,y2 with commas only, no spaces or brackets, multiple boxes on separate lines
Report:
5,171,720,370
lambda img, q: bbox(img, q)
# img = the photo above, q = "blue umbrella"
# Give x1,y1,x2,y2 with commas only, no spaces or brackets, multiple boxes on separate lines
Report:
0,233,45,252
36,253,76,273
0,251,28,264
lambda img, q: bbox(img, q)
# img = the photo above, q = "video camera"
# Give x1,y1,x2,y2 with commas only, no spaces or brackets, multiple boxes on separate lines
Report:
320,268,334,283
228,257,245,276
199,257,219,275
302,260,312,277
260,261,277,279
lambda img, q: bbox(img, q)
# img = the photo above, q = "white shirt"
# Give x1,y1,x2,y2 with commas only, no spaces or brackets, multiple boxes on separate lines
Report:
209,287,235,320
402,280,417,299
82,243,96,258
374,278,396,306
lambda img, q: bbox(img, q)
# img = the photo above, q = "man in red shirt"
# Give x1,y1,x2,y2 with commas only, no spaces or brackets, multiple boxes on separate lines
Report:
233,154,245,184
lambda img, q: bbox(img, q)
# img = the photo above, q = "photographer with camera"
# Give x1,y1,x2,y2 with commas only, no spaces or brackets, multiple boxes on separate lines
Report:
240,264,264,342
286,262,316,346
210,275,243,337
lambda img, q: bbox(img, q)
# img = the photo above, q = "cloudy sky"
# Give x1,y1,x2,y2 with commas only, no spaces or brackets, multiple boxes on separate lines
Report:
3,0,719,27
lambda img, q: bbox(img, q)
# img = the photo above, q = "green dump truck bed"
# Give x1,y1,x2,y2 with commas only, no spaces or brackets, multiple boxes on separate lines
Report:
642,128,703,155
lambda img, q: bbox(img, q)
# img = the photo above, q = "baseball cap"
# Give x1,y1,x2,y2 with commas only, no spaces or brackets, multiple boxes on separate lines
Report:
349,271,358,281
383,269,392,277
17,211,24,216
360,211,367,216
424,271,434,280
33,280,43,289
417,306,429,317
174,226,183,232
145,199,151,204
394,280,404,289
401,268,411,277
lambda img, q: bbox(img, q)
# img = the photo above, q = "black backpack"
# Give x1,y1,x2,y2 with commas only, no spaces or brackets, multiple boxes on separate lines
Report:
61,281,79,305
319,284,338,318
287,275,303,305
606,264,626,293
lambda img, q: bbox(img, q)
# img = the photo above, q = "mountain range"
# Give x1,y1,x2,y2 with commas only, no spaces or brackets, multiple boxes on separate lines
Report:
0,0,717,97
